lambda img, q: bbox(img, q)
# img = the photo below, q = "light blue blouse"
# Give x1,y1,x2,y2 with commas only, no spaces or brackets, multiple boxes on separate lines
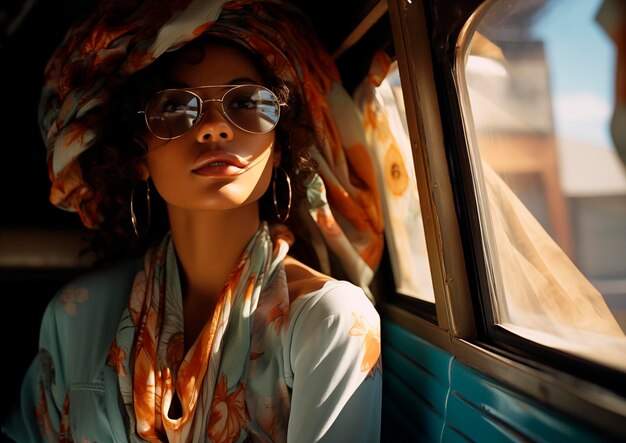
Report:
2,256,382,442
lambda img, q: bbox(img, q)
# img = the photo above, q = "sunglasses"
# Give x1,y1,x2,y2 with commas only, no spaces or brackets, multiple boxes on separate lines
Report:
140,84,282,139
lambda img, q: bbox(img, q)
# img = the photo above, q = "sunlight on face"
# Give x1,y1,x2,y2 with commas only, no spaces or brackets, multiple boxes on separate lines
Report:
143,41,279,214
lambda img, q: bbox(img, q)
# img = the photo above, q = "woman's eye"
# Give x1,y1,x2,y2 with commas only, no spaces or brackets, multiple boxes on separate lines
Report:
228,96,257,110
162,101,191,114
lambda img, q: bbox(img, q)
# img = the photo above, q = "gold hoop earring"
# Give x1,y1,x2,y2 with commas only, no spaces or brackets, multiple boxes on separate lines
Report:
130,180,151,239
272,166,292,223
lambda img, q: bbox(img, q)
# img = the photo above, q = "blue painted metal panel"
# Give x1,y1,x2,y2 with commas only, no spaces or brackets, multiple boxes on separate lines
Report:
382,394,428,440
444,394,529,442
381,320,612,442
440,427,472,443
382,320,451,384
381,320,451,441
447,361,609,442
383,344,449,413
382,369,444,441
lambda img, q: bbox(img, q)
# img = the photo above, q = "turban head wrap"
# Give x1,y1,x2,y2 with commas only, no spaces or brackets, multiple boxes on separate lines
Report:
40,0,384,291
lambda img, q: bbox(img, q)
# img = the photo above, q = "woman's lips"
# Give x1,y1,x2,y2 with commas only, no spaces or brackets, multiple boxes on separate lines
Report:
192,151,246,177
193,162,243,176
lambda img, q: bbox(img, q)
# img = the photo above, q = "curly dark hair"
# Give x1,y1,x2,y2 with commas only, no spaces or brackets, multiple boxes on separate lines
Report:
78,35,320,266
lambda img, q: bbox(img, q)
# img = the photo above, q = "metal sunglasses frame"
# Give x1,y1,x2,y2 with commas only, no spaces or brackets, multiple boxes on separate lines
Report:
138,84,282,140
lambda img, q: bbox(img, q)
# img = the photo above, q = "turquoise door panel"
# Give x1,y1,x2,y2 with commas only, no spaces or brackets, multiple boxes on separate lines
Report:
382,320,451,441
383,371,443,440
382,321,613,442
384,345,449,413
382,320,452,384
447,362,610,443
443,394,529,442
382,394,430,439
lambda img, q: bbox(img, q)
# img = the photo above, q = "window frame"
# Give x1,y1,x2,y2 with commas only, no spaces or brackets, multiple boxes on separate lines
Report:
380,0,626,436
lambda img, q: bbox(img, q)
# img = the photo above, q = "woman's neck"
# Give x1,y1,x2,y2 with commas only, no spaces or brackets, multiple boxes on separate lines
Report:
168,204,262,348
168,204,261,302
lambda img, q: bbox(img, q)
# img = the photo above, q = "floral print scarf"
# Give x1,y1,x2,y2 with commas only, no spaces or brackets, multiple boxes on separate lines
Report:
110,223,291,442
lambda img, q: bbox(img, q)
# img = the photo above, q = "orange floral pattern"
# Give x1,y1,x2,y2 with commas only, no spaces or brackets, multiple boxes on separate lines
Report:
106,339,127,376
36,388,72,443
349,312,382,376
113,225,294,441
59,285,89,317
267,302,289,334
384,143,409,197
207,375,248,442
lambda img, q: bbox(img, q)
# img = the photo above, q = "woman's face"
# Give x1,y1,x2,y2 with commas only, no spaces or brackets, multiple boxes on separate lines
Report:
142,41,279,212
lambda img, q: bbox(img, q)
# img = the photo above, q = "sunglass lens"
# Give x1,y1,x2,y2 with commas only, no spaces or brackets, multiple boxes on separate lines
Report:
224,86,280,133
146,90,200,138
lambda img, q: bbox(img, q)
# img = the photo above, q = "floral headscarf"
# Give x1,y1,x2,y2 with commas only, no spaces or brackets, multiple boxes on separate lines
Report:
39,0,384,292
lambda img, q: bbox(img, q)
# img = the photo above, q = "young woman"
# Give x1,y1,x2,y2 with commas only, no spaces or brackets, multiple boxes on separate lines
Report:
2,0,383,442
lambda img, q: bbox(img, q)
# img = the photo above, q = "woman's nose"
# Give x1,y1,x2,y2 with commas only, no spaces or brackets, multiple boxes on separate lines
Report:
196,104,234,142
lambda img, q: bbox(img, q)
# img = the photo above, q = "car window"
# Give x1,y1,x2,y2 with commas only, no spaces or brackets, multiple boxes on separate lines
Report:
457,0,626,371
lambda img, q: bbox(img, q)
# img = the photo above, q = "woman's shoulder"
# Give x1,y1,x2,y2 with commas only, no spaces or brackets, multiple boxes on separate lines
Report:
291,280,378,320
284,254,334,302
282,258,381,381
35,255,143,382
284,255,378,324
44,255,142,328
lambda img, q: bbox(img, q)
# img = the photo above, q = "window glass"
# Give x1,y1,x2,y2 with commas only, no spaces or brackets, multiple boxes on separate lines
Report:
458,0,626,370
354,55,435,303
